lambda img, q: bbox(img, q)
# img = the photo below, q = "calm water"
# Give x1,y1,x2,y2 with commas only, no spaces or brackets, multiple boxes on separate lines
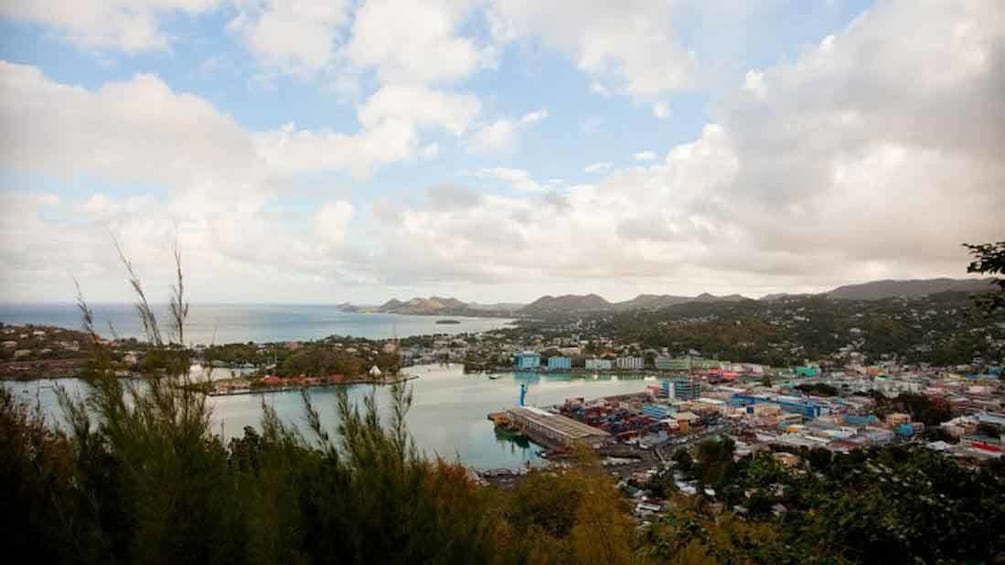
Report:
6,364,657,469
0,303,514,344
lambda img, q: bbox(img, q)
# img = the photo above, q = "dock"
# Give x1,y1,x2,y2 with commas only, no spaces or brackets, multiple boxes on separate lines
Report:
506,406,610,448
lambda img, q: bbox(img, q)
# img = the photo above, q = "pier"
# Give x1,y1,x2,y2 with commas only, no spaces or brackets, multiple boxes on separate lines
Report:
505,406,610,448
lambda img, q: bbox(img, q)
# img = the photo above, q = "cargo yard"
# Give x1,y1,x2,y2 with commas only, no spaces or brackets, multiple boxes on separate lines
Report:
484,364,1004,493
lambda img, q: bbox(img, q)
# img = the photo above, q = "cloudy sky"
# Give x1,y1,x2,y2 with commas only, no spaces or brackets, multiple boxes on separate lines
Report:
0,0,1002,304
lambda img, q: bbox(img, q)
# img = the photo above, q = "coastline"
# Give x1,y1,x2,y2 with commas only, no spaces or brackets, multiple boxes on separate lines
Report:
0,304,517,345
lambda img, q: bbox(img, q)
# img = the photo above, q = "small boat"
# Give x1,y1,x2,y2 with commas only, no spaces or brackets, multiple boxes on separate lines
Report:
488,374,500,380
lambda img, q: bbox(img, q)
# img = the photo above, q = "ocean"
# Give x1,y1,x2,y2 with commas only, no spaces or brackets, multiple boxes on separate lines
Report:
0,303,514,344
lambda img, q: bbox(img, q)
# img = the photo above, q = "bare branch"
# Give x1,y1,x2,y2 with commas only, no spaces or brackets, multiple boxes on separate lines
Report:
113,235,162,346
169,241,189,346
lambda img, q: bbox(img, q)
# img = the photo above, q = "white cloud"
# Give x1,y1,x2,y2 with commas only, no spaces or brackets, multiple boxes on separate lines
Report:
632,151,657,162
0,0,221,52
420,143,440,159
469,120,514,152
0,61,361,301
474,165,546,192
652,101,671,120
354,0,1005,295
490,0,694,99
518,109,548,125
346,0,486,84
314,201,355,247
229,0,350,73
3,0,1004,302
1,61,479,185
359,83,480,135
255,83,481,176
474,167,544,193
253,120,410,177
0,61,256,186
583,161,612,174
742,69,766,98
470,108,548,152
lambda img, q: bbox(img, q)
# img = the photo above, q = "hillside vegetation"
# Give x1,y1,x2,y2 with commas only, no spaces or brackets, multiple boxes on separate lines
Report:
594,291,1005,366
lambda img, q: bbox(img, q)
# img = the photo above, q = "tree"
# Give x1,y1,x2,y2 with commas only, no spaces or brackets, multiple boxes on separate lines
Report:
964,241,1005,313
672,449,695,481
694,436,737,492
646,467,680,499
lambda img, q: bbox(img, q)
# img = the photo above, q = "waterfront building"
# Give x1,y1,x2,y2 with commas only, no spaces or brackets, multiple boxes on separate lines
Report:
585,358,613,370
506,406,610,448
664,378,702,400
547,356,573,370
693,358,725,370
657,356,694,371
616,356,644,370
514,351,541,370
654,356,677,370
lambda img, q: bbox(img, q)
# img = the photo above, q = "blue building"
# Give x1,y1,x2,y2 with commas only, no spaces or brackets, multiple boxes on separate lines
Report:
547,356,572,370
514,351,541,370
642,404,672,419
843,414,878,426
732,394,825,419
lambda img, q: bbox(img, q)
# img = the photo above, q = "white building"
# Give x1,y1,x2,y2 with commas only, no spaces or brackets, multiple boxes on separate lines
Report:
616,356,644,370
585,358,613,370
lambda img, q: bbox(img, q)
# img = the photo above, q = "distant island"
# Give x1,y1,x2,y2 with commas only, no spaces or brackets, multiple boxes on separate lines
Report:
435,319,461,325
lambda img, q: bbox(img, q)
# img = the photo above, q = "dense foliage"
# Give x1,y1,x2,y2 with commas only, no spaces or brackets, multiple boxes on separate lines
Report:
0,378,640,564
721,444,1005,564
202,338,401,377
647,437,1005,564
870,391,952,426
965,240,1005,313
276,346,400,377
591,292,1005,366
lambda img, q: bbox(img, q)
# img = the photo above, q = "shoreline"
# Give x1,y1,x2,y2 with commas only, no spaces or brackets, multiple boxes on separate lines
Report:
0,310,519,347
204,374,419,397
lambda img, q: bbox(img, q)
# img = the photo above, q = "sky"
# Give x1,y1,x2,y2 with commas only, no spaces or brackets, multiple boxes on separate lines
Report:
0,0,1002,305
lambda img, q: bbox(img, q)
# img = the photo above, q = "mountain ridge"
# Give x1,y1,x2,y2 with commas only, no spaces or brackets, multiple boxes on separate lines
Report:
823,278,994,300
335,278,995,316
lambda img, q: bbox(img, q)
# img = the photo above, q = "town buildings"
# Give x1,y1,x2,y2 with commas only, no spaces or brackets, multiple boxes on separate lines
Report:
547,356,573,370
617,356,645,370
585,358,613,370
514,351,540,370
665,378,702,400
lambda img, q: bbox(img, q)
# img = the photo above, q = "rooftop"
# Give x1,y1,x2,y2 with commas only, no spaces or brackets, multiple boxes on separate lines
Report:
508,406,611,440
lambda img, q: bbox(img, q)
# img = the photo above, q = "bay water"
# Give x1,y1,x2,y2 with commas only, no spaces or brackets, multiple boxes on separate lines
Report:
2,303,654,469
6,365,656,469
